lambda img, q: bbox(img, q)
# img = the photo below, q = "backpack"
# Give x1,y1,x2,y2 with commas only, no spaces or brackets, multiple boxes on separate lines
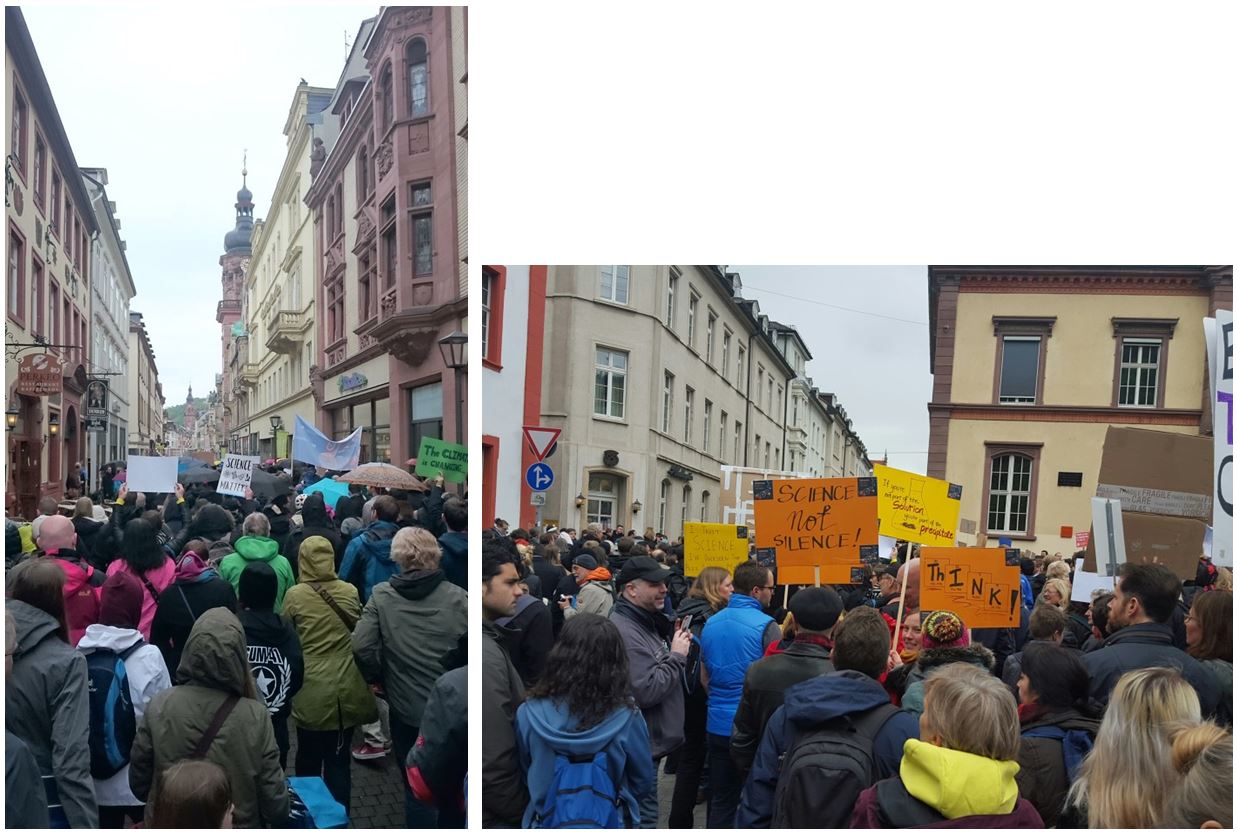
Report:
85,642,144,778
1022,724,1094,782
530,748,626,829
771,703,898,829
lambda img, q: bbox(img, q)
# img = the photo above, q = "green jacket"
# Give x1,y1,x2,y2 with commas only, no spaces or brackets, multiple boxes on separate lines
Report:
282,536,378,731
129,607,289,829
218,536,296,613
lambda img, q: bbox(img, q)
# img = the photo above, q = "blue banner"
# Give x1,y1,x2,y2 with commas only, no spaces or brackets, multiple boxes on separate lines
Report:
291,414,361,471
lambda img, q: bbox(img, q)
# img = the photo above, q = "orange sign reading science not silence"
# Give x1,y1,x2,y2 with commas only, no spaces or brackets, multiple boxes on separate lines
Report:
752,477,880,585
919,546,1022,628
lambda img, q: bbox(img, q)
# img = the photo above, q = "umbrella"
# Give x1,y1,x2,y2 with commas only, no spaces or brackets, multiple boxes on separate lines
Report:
176,456,213,472
250,469,293,503
338,462,427,491
178,467,221,486
303,477,350,508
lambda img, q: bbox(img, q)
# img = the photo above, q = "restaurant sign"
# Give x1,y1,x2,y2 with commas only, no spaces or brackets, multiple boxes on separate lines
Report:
16,354,65,396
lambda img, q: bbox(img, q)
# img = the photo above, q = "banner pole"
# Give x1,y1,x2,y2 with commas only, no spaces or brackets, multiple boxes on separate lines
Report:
892,562,911,649
814,565,820,589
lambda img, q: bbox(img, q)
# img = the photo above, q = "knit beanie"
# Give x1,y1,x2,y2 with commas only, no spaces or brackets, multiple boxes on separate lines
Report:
920,609,968,649
238,560,279,612
574,553,598,571
788,586,844,632
99,571,145,629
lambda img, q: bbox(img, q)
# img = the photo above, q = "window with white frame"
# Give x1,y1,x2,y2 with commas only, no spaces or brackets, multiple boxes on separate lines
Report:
700,490,709,522
720,411,728,462
662,371,674,433
688,293,699,348
681,484,691,534
998,337,1041,404
756,366,764,408
988,453,1032,534
737,345,746,390
659,479,669,535
734,420,742,462
666,268,678,327
722,328,731,377
588,473,617,529
600,266,630,304
702,400,712,453
594,348,628,418
684,387,694,443
706,312,716,364
481,271,492,358
1118,339,1162,407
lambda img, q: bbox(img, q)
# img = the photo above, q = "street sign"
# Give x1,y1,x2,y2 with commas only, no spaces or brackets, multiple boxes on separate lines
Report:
530,491,547,506
523,425,562,461
526,462,555,492
16,354,65,396
85,417,107,432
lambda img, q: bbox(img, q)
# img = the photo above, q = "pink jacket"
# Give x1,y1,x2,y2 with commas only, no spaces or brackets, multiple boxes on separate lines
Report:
106,556,176,639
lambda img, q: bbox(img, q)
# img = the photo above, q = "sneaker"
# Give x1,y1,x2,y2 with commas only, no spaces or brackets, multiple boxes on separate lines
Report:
351,742,388,761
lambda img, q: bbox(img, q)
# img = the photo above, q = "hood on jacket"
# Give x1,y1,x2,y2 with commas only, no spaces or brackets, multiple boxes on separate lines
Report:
355,521,398,563
6,598,63,658
239,608,297,646
519,697,638,756
915,643,996,675
76,623,144,653
176,606,253,696
900,738,1020,819
782,669,892,726
49,550,95,593
297,536,338,583
233,535,280,563
676,595,718,624
389,568,446,601
191,504,236,541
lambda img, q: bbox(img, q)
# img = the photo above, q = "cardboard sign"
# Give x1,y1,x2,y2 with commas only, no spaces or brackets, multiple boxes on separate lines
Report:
873,464,962,546
920,546,1021,628
683,522,750,577
125,455,179,493
719,465,813,535
1204,310,1233,567
1071,569,1115,604
752,477,880,584
1084,512,1209,581
415,437,468,483
217,454,259,498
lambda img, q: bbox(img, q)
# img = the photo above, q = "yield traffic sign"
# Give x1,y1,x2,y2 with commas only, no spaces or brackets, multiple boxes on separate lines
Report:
526,462,555,492
523,425,562,461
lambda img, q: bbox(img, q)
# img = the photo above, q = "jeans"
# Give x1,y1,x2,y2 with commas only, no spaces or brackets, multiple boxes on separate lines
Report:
295,726,356,815
668,688,709,828
637,757,661,828
391,715,439,828
706,732,743,829
97,805,142,828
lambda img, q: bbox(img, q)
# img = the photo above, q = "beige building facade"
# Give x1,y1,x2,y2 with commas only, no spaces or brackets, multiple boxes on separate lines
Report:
126,312,163,455
928,266,1232,549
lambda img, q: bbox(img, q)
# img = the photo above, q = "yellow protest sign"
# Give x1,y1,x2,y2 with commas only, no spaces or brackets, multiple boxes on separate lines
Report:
874,464,962,547
683,522,750,577
752,477,880,584
919,546,1022,628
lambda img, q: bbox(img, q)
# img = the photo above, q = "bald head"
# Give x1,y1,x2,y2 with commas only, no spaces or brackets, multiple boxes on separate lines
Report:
36,515,76,552
897,558,921,609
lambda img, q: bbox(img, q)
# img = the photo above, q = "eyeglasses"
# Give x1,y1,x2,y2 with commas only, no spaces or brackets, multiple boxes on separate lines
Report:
760,584,775,591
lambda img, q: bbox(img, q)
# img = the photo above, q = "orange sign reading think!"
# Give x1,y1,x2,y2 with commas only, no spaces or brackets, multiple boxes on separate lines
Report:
919,546,1022,629
752,477,880,584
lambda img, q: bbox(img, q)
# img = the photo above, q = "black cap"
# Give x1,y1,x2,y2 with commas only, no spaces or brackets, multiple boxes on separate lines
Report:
789,586,844,632
616,555,672,587
574,553,598,571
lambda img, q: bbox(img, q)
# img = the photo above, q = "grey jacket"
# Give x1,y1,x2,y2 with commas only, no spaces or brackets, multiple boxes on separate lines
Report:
352,569,468,727
7,729,51,828
5,598,97,828
563,579,615,620
1201,658,1233,727
482,620,528,827
610,599,687,759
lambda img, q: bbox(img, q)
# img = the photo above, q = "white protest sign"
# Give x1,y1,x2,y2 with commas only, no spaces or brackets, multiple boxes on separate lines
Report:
1204,310,1233,568
1071,569,1115,604
879,535,897,561
125,455,179,493
1091,497,1127,578
218,454,260,498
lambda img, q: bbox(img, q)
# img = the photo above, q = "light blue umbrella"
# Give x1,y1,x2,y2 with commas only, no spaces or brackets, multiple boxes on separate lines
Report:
303,477,350,509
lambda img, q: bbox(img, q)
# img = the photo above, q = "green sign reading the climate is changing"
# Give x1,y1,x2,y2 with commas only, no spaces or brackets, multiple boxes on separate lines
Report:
415,437,468,483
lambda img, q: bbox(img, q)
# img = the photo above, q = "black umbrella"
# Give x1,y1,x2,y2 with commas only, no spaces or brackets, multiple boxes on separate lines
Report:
178,467,221,486
249,468,293,503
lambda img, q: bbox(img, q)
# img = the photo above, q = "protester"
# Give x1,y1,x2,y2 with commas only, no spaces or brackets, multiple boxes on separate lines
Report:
281,493,344,575
218,512,296,613
29,495,60,542
146,759,234,828
481,539,529,828
5,608,52,828
1011,641,1100,826
515,613,656,827
353,526,468,826
1001,603,1071,695
611,555,692,828
105,515,177,640
560,552,615,620
736,606,919,828
339,494,401,603
899,609,923,662
898,609,995,714
281,536,376,814
1083,590,1114,653
150,540,239,676
1160,722,1232,829
1185,588,1233,726
730,586,842,776
36,514,105,644
71,497,106,569
496,556,555,687
1216,566,1233,592
880,558,920,621
5,558,98,827
439,496,468,590
237,560,304,770
166,501,236,564
406,664,468,827
1039,577,1070,612
1083,562,1220,717
666,565,732,830
1061,666,1202,827
262,493,292,553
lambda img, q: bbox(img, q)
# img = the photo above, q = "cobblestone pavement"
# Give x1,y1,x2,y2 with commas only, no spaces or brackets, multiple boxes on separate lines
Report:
286,732,405,828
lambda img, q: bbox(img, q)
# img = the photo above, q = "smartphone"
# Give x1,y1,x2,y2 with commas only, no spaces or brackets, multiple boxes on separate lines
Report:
681,614,693,632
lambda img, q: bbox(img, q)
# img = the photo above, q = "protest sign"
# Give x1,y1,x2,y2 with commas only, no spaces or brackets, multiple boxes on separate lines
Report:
1204,310,1233,567
217,454,259,498
919,546,1021,628
1075,530,1090,549
1091,497,1127,578
415,437,468,483
683,523,750,577
873,464,962,546
291,415,361,471
720,465,813,536
1071,569,1114,604
753,476,880,584
125,456,178,493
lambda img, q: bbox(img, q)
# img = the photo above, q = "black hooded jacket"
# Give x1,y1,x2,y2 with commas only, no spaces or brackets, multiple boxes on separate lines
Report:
239,608,305,723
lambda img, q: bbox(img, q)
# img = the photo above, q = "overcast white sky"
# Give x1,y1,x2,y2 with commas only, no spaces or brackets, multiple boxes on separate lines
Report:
730,267,933,475
21,5,374,406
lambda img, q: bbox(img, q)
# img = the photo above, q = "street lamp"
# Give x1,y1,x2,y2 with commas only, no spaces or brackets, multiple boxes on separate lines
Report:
575,492,585,508
48,412,59,437
437,331,467,492
631,499,642,515
6,402,19,431
269,415,284,459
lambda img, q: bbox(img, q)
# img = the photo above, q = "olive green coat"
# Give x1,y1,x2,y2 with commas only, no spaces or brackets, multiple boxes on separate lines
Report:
281,536,378,731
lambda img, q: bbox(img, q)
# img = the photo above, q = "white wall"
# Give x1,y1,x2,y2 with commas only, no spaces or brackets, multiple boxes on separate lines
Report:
482,266,531,523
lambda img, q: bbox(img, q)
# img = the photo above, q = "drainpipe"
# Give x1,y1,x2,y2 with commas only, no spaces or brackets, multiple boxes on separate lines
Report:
743,328,754,467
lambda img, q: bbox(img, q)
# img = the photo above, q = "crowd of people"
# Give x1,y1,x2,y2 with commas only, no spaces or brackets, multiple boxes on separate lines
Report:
5,463,469,828
483,523,1233,829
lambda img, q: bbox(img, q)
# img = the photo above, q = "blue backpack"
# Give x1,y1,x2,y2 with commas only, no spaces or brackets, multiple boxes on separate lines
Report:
531,749,626,829
85,642,143,778
1022,724,1094,782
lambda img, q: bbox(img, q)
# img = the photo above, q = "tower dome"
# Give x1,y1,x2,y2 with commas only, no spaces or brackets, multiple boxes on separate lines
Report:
223,157,254,253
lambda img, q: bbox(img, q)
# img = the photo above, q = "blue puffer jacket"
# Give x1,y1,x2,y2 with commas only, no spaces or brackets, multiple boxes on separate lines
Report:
700,593,773,736
338,520,399,603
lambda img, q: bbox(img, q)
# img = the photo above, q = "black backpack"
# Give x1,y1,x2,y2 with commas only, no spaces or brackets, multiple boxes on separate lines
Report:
771,703,898,828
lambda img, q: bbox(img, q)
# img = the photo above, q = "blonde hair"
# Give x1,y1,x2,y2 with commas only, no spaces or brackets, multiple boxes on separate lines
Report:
73,497,94,519
921,663,1019,761
1161,723,1232,828
1046,560,1071,581
687,566,730,613
1065,667,1201,827
390,527,442,572
1215,567,1232,592
1041,577,1071,611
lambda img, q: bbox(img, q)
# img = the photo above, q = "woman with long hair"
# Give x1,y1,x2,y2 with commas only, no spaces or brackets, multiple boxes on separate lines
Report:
1186,589,1232,726
1061,666,1202,827
106,516,176,639
666,566,733,828
515,613,654,828
150,539,239,675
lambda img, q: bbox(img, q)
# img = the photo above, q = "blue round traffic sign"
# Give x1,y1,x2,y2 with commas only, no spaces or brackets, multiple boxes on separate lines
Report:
526,462,555,492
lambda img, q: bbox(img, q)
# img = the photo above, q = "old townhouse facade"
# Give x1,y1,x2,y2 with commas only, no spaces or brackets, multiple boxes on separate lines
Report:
126,311,162,455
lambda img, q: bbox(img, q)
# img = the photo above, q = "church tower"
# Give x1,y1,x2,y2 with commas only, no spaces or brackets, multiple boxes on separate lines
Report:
218,159,254,448
184,385,198,435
